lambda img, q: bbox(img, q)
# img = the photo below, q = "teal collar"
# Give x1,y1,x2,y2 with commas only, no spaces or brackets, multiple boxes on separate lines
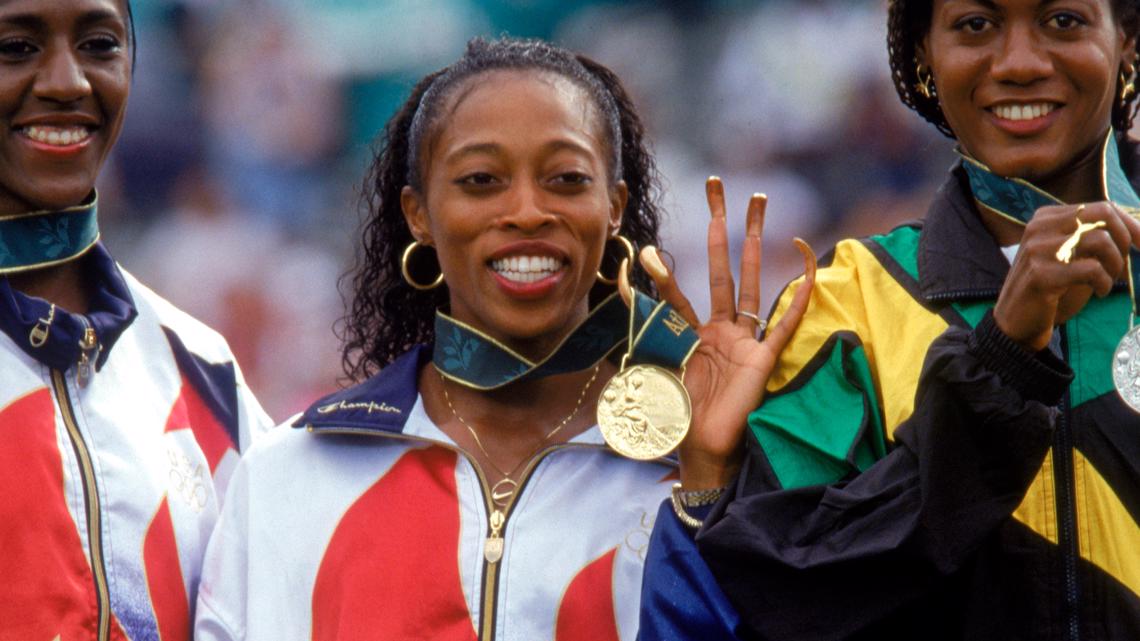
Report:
959,131,1140,222
433,290,700,390
0,196,100,274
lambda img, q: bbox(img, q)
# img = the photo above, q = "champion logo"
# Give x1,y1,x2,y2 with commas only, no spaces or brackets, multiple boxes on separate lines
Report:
317,399,402,415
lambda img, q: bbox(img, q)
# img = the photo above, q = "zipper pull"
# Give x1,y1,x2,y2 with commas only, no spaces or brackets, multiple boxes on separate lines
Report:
28,304,56,348
76,324,99,388
484,509,505,563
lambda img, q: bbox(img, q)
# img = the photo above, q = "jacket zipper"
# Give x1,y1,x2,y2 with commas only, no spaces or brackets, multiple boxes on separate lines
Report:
924,288,1001,303
475,446,565,641
307,425,586,641
931,288,1086,637
1056,330,1081,641
52,368,111,641
76,317,99,388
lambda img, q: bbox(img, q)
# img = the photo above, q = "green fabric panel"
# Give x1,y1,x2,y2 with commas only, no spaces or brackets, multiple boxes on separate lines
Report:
951,300,993,329
750,341,884,489
1067,292,1131,408
869,226,922,281
844,346,888,467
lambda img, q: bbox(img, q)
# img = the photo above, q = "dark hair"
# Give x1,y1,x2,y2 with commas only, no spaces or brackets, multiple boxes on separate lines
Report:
122,0,136,65
888,0,1140,137
340,37,665,381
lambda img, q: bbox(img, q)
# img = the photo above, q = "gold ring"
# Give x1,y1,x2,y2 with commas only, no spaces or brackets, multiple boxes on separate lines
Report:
1055,208,1106,264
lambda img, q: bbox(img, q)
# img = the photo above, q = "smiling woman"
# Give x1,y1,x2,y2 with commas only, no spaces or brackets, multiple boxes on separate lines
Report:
399,69,625,358
639,0,1140,640
192,36,814,641
0,1,271,640
0,0,128,219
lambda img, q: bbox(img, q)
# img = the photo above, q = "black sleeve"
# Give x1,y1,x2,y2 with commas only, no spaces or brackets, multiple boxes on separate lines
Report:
696,311,1071,640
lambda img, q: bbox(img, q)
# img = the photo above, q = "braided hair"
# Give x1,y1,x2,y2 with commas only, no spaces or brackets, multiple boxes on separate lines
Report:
887,0,1140,137
341,37,665,381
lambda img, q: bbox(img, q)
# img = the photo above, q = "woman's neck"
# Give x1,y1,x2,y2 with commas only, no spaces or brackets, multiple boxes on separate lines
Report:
1035,139,1106,205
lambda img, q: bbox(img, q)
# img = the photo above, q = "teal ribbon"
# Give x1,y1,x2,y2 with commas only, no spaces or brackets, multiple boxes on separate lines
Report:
0,198,99,274
434,290,700,390
960,131,1140,313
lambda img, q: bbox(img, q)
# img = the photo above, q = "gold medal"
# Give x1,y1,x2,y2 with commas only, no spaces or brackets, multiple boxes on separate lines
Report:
597,364,691,460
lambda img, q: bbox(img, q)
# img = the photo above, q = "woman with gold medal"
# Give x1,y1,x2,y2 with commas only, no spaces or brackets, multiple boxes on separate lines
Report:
641,1,1140,639
194,37,814,640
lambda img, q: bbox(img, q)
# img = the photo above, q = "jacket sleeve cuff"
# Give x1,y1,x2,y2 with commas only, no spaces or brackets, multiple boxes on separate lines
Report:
966,310,1072,405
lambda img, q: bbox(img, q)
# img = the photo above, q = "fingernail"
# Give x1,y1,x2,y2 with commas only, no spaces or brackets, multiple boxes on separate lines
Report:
748,195,766,235
706,177,724,197
793,237,818,280
618,257,633,304
641,245,669,279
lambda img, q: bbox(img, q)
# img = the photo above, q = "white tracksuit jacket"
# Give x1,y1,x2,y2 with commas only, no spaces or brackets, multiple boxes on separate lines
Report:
195,345,675,641
0,244,271,641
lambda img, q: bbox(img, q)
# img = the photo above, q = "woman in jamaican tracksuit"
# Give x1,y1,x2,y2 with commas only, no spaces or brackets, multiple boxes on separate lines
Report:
642,1,1140,640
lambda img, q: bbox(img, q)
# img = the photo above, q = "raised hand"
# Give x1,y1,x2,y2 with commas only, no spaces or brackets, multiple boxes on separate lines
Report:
995,202,1140,351
625,176,816,490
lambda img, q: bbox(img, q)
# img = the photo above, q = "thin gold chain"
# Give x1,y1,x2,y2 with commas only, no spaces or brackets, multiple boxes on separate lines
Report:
439,363,602,480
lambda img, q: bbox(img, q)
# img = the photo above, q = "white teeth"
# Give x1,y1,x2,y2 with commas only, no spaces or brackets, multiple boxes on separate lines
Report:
490,254,564,283
993,103,1055,121
22,125,91,146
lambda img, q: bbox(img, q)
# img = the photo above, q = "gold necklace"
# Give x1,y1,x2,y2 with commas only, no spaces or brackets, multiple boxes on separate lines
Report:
440,363,602,508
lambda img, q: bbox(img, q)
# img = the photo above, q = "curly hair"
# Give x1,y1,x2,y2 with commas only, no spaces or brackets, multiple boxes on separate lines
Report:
888,0,1140,137
340,37,665,381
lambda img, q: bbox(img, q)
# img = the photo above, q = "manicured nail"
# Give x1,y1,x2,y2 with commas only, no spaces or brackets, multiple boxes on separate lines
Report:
618,257,633,304
641,245,669,279
706,176,724,201
793,237,818,280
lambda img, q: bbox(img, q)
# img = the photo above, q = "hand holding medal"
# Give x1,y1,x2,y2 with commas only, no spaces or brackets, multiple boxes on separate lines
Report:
599,176,816,490
994,200,1140,353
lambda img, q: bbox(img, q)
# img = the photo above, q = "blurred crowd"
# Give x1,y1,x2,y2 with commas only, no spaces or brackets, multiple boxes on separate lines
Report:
105,0,958,421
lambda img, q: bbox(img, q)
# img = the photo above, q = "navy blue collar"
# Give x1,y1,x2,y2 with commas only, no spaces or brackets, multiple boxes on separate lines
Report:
0,243,137,372
292,345,429,433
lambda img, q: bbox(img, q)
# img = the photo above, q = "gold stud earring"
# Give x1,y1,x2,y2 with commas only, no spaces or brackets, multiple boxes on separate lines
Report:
1121,65,1137,104
915,60,936,100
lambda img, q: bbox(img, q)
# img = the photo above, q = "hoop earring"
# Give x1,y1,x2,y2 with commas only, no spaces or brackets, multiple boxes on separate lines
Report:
914,61,936,100
1121,64,1137,105
401,241,444,291
596,235,635,286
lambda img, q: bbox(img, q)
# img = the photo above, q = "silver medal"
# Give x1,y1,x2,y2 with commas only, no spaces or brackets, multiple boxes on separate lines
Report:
1111,325,1140,413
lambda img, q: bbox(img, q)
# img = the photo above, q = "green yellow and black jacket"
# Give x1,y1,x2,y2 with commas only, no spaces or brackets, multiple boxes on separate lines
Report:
697,160,1140,641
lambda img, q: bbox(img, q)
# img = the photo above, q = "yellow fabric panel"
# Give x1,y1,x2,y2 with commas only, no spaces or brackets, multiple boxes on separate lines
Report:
1012,449,1059,545
1073,450,1140,598
765,239,948,439
765,239,866,392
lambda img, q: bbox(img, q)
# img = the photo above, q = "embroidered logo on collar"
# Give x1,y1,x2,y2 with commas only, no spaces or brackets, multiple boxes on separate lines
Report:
316,399,402,415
